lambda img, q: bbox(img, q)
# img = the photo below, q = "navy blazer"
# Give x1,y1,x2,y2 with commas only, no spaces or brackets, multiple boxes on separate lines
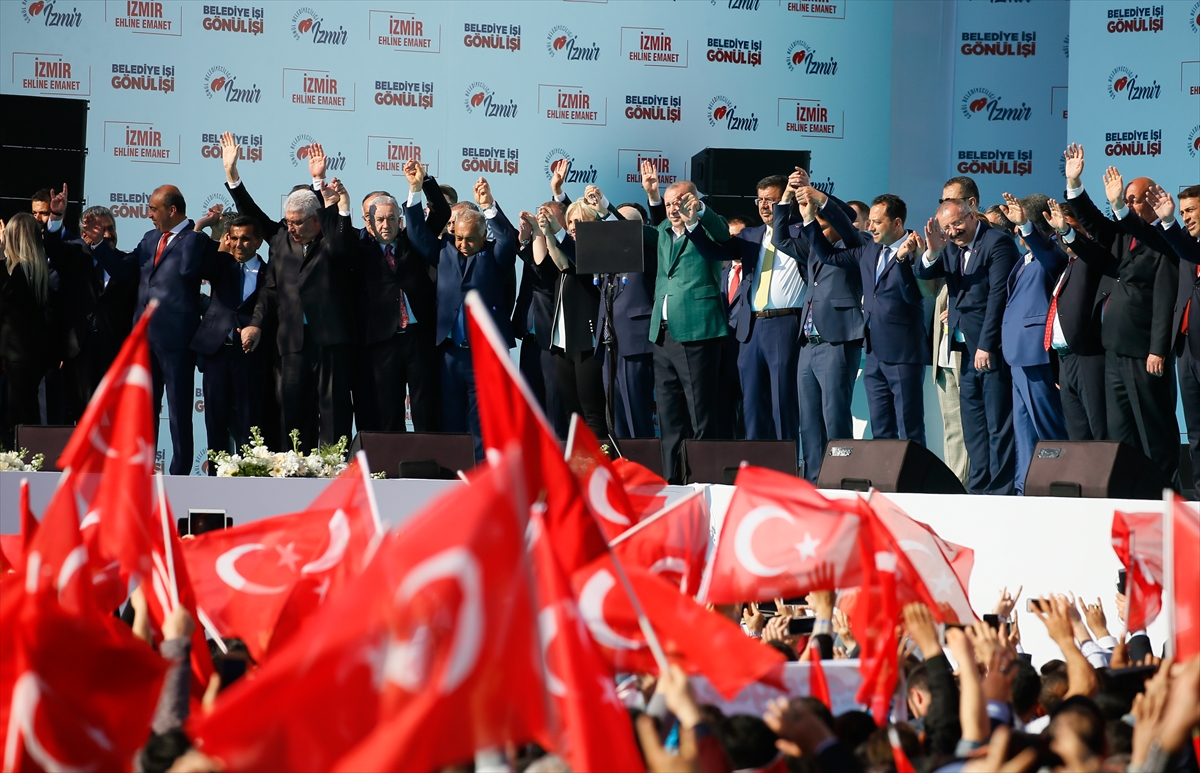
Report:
773,198,866,344
806,226,928,365
914,219,1018,356
405,197,517,347
92,221,217,352
1001,231,1068,368
190,253,265,356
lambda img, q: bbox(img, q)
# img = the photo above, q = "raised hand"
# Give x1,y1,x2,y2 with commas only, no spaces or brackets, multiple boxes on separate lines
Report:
993,585,1023,617
925,217,947,255
1000,192,1026,226
1145,185,1176,224
1102,166,1125,210
518,211,536,243
640,159,660,202
583,185,604,208
678,192,701,226
789,166,811,190
403,158,425,192
221,132,241,183
832,608,856,651
902,602,941,659
196,203,223,231
307,142,327,180
1044,199,1069,233
318,180,339,207
550,158,569,197
536,210,556,238
49,184,67,217
741,602,766,636
474,177,494,209
802,185,828,209
80,212,105,246
796,192,818,223
1064,143,1085,188
1078,596,1110,639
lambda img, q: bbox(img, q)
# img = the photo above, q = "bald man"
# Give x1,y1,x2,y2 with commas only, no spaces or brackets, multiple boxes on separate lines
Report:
81,184,219,474
1064,148,1179,483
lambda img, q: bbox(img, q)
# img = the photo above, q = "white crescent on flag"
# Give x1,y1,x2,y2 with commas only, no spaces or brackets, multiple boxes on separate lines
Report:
733,506,795,577
215,544,289,595
586,468,631,527
4,672,105,773
577,569,644,651
300,510,350,575
537,607,568,697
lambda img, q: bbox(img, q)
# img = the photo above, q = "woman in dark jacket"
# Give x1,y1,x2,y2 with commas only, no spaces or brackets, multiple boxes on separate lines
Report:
0,213,59,447
527,199,608,443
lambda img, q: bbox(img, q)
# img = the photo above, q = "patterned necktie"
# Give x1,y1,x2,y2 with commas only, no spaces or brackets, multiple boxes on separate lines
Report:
153,232,170,266
1044,256,1076,351
384,244,396,271
753,228,775,309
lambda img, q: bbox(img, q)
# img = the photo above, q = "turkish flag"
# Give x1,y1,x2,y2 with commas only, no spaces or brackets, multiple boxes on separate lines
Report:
1170,496,1200,662
0,480,39,575
467,293,645,772
807,645,831,711
610,491,710,597
191,449,549,772
468,295,607,573
182,469,376,663
1111,510,1164,632
257,457,380,656
572,555,786,699
0,591,168,773
700,466,862,604
21,474,96,616
850,496,939,725
866,493,976,623
611,457,670,519
566,415,641,541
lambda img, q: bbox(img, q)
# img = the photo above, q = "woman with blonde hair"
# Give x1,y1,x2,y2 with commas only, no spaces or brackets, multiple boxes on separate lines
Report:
0,212,59,446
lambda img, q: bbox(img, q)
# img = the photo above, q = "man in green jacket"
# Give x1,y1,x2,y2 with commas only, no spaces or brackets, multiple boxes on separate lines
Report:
649,180,732,482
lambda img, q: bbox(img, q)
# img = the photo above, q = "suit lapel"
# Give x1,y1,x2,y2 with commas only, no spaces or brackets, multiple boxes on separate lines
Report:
668,226,688,273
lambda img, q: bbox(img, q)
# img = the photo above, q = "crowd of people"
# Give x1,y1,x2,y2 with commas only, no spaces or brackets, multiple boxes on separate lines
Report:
1,138,1197,489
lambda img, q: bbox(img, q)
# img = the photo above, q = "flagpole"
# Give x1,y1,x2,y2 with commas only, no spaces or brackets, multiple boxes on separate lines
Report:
356,450,384,536
156,471,179,610
196,606,228,654
1162,488,1175,659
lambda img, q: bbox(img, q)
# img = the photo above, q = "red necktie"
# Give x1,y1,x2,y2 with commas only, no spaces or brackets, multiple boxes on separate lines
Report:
1044,256,1076,351
383,244,396,271
385,245,409,329
1182,264,1200,336
728,264,741,304
1130,236,1139,251
153,232,170,266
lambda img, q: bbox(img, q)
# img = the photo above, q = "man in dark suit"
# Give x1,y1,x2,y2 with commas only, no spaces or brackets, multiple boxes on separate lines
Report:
44,204,138,420
81,185,218,474
404,165,517,460
1000,193,1069,494
1143,185,1200,481
803,194,928,446
223,134,358,450
1027,196,1109,442
915,198,1019,495
776,176,866,483
648,181,732,483
357,163,449,433
191,215,267,465
1063,149,1179,482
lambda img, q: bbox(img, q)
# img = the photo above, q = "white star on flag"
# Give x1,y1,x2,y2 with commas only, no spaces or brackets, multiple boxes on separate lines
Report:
794,531,821,561
275,542,301,571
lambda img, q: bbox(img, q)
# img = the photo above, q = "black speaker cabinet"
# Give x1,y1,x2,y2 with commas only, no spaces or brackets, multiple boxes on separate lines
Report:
815,439,967,494
690,148,811,197
347,432,475,480
0,95,88,228
14,425,77,472
613,437,663,478
681,439,798,484
1024,441,1169,499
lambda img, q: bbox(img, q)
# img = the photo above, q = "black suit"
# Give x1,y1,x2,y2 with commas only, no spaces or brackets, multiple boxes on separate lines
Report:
357,181,447,433
1027,226,1108,441
232,181,358,449
92,221,218,475
0,262,59,446
1069,189,1179,482
513,242,568,437
191,252,266,462
914,219,1019,495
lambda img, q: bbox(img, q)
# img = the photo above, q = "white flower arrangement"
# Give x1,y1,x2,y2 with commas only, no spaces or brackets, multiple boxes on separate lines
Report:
208,427,380,478
0,448,44,472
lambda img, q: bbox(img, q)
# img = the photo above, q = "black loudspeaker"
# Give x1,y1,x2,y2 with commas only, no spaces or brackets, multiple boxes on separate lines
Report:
690,148,811,197
815,439,967,495
681,439,798,484
14,425,76,472
0,95,88,227
613,437,663,477
1179,444,1194,499
347,432,475,480
1023,441,1169,499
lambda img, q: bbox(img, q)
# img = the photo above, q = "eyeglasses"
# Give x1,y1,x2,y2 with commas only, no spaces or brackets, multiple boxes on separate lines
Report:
284,215,314,228
943,214,972,231
755,197,781,206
